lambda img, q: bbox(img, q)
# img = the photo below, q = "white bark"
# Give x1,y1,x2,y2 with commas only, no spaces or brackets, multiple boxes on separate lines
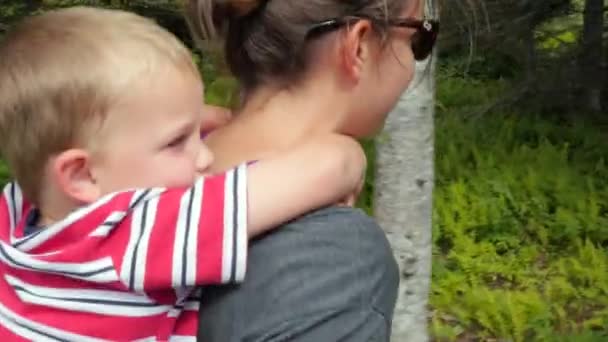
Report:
373,52,436,341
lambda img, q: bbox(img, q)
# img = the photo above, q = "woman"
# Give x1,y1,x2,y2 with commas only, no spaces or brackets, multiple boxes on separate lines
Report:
186,0,439,341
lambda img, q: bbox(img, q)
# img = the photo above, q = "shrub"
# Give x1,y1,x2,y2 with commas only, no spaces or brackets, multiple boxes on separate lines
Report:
430,77,608,341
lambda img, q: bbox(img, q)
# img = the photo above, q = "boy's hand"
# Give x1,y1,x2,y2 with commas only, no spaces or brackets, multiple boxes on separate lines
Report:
201,104,232,138
245,134,368,237
307,134,367,208
338,175,365,207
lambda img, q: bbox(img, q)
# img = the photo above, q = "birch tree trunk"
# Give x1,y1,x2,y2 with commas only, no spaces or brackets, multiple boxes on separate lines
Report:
373,2,437,339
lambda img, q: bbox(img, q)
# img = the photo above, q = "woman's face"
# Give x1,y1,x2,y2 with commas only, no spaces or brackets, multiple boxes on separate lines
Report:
345,0,425,137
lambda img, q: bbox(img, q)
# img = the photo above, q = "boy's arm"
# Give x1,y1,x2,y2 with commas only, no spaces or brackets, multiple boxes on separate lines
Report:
246,134,366,237
95,135,362,294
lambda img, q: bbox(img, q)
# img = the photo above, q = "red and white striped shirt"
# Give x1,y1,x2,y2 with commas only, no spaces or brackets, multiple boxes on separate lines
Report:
0,165,248,341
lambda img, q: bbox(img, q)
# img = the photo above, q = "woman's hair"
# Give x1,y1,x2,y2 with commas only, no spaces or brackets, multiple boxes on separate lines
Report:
185,0,411,89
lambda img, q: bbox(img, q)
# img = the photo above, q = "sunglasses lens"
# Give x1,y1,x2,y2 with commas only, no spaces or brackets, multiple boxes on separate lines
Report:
412,22,438,61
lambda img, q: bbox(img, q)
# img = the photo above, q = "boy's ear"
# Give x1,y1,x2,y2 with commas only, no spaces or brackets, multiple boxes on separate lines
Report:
340,19,374,83
49,149,100,204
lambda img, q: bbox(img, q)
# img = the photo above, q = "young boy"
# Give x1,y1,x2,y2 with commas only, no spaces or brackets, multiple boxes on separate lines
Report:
0,7,365,341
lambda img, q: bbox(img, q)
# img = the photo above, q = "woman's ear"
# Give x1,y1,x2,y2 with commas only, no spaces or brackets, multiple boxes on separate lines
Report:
340,19,374,82
49,149,100,204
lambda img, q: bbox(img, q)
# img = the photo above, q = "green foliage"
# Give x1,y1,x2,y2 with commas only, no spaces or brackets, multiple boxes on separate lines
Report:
439,54,523,81
205,76,240,108
536,0,583,53
430,75,608,341
0,162,9,188
0,1,33,30
356,138,376,215
435,66,509,110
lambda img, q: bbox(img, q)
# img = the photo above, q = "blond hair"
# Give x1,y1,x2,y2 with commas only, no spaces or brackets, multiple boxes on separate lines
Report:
0,6,199,203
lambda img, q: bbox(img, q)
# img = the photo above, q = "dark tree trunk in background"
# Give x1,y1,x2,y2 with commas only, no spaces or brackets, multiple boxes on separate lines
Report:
604,17,608,112
519,0,537,89
523,24,537,83
579,0,604,113
23,0,41,12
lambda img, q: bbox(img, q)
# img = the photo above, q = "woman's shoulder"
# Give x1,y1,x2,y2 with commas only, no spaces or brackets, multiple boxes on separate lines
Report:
284,206,383,236
299,206,373,223
279,206,396,272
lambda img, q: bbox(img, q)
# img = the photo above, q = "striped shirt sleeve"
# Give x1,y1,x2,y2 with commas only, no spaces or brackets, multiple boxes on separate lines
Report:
113,164,248,294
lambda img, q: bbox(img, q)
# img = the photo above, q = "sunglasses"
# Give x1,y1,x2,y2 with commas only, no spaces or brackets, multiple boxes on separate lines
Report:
307,17,439,61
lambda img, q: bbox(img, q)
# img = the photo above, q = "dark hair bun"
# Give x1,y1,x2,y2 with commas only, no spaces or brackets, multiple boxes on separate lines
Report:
220,0,264,18
185,0,265,42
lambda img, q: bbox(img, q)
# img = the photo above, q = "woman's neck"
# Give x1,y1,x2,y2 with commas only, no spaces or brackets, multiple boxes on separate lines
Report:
205,82,349,171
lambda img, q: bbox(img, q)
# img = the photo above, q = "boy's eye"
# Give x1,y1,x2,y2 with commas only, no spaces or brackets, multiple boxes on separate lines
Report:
200,122,217,140
200,129,212,140
166,134,188,149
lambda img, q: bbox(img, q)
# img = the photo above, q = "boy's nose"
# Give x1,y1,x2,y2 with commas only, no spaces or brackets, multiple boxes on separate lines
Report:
196,143,215,175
